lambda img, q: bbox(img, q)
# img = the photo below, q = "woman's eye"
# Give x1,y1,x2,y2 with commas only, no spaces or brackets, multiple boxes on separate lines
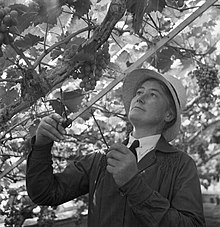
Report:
136,90,143,95
151,93,156,97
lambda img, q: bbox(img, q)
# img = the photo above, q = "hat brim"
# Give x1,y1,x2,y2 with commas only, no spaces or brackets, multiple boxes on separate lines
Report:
122,69,181,142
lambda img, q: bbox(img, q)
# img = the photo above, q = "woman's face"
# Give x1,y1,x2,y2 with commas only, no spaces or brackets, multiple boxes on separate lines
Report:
128,79,175,131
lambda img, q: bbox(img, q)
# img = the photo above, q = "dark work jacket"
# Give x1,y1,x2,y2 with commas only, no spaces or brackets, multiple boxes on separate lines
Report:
26,136,206,227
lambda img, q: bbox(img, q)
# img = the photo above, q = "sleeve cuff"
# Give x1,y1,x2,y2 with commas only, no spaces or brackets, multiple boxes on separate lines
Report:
29,136,53,160
119,173,153,206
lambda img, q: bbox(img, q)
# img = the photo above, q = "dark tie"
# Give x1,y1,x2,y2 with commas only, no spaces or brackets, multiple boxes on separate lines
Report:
129,140,139,159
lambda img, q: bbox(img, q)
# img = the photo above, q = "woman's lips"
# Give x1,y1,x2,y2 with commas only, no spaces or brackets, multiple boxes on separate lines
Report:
131,106,144,111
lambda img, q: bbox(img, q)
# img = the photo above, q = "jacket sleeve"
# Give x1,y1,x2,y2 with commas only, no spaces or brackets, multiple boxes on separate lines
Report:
119,156,206,227
26,141,96,206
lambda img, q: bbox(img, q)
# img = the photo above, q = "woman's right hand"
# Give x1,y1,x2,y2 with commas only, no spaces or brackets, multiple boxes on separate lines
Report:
35,113,67,146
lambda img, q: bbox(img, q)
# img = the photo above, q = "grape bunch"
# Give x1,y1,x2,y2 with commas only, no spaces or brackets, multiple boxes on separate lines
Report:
72,42,110,91
0,6,18,56
191,65,219,103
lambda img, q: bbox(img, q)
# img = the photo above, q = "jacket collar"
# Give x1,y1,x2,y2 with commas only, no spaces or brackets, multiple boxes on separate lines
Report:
155,135,177,153
137,135,177,171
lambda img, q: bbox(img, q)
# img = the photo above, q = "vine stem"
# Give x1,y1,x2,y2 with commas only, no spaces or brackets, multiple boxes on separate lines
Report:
197,151,220,167
44,21,49,52
10,43,32,68
90,110,109,149
0,78,21,83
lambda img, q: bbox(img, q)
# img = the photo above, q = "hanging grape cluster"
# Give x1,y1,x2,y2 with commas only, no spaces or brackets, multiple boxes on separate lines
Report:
191,65,219,103
0,6,18,56
70,42,110,92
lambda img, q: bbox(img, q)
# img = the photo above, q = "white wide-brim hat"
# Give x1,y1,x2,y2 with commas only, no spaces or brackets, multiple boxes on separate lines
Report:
122,68,187,142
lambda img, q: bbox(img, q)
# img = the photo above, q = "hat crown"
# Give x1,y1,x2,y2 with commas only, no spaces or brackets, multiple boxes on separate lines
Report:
164,74,187,111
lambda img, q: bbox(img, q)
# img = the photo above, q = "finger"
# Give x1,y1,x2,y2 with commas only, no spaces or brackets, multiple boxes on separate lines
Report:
109,143,130,155
52,114,68,134
106,165,116,174
41,121,64,141
44,114,65,130
106,150,124,161
50,113,65,123
40,126,63,142
56,121,66,135
39,117,65,141
50,113,66,129
107,157,120,167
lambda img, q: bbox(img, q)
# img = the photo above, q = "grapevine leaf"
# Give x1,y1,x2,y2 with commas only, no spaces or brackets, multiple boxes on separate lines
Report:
216,55,220,65
69,0,92,17
91,0,109,24
126,0,166,32
1,46,17,70
11,1,62,33
70,37,87,47
149,47,179,72
0,86,6,97
108,62,123,73
165,0,178,8
1,88,19,105
58,5,72,27
67,16,88,37
116,50,130,70
6,68,20,80
62,89,84,113
180,59,193,72
80,107,92,121
17,12,38,34
14,34,44,50
49,99,65,116
9,4,37,33
50,48,64,60
9,141,19,152
63,37,86,56
0,59,4,74
2,162,11,172
32,0,62,25
126,0,149,33
29,47,41,59
4,46,17,60
3,0,29,7
117,50,130,62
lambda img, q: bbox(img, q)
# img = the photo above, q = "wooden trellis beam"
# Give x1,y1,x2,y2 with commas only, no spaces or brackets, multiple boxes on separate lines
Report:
0,155,26,180
69,0,218,122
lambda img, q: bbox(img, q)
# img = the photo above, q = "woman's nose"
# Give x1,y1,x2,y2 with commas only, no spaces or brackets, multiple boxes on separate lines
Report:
136,93,145,104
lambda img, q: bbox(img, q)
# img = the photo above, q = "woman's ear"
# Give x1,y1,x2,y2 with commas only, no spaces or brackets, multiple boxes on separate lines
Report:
165,109,175,123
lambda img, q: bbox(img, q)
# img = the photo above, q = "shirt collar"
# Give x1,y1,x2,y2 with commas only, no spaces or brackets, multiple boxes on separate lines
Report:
127,133,161,150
